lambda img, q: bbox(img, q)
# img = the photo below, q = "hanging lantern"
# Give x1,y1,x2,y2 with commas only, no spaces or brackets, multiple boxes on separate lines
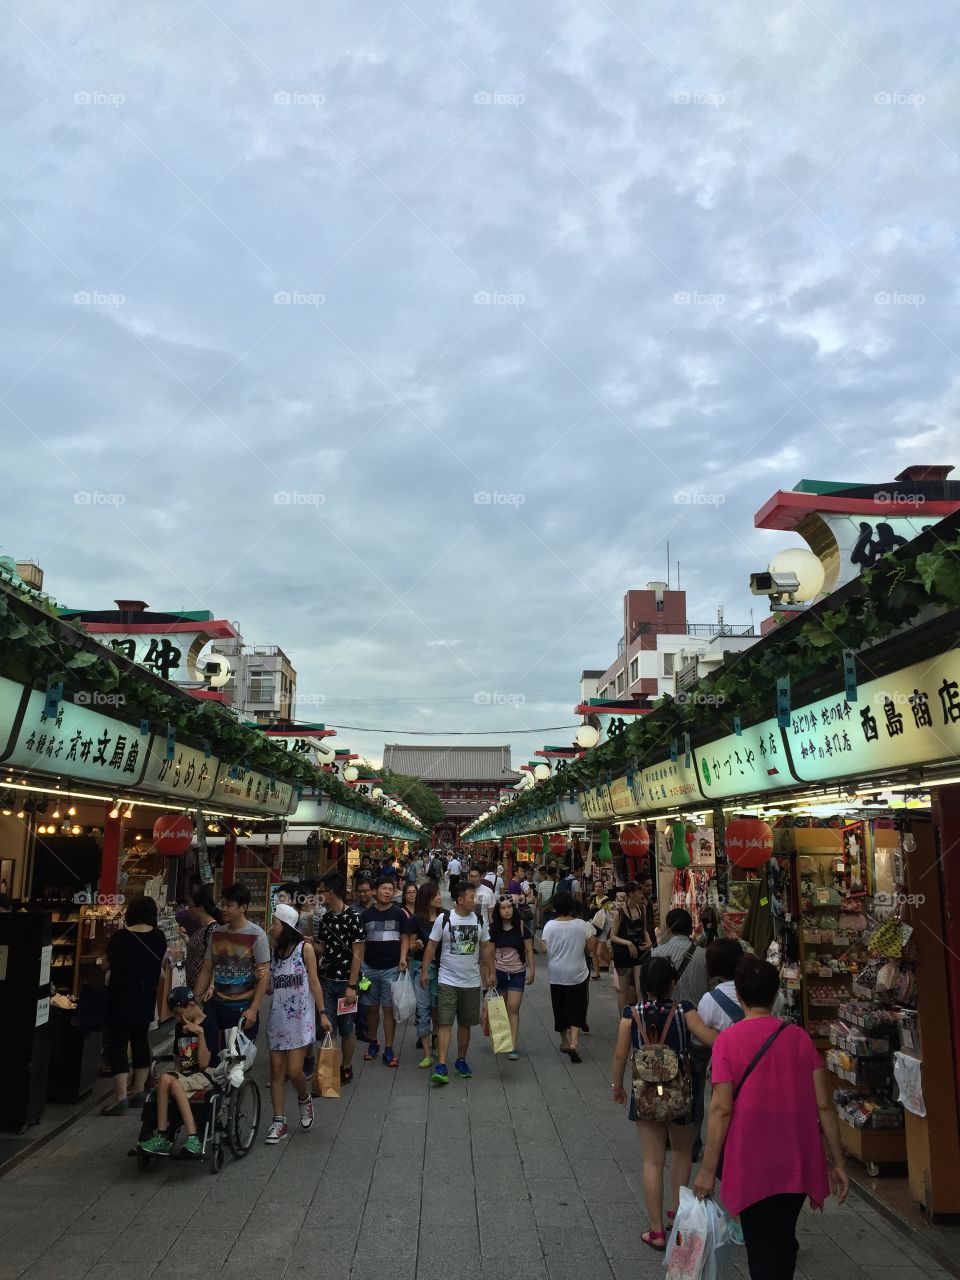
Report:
597,829,613,862
549,833,566,854
670,821,690,869
153,814,194,857
618,825,650,858
725,817,774,869
517,837,529,855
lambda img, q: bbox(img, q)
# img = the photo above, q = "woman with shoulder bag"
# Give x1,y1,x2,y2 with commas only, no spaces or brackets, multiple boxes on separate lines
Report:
693,955,848,1280
610,956,718,1251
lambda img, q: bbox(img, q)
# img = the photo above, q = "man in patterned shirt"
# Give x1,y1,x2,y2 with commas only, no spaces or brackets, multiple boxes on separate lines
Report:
315,872,365,1086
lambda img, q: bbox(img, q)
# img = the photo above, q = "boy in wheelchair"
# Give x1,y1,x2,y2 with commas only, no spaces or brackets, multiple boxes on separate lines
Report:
138,986,219,1157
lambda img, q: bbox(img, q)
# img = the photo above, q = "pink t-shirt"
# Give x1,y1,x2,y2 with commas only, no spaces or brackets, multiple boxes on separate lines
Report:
712,1017,829,1216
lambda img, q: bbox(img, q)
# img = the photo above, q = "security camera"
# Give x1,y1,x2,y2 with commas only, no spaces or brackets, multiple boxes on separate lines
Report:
749,570,803,609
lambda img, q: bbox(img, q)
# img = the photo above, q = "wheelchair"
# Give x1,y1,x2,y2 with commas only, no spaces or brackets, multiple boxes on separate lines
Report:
129,1027,261,1174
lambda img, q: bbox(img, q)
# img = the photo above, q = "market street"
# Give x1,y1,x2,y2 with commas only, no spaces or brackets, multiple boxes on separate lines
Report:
0,975,946,1280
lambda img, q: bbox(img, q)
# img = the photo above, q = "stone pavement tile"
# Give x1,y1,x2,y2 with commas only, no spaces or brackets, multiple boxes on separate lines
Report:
84,1267,162,1280
415,1252,481,1280
104,1231,174,1265
818,1213,917,1266
480,1263,550,1280
351,1254,418,1280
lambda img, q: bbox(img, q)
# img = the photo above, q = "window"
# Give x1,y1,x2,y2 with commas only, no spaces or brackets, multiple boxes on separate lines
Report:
662,653,675,676
248,672,276,703
629,657,639,684
616,670,625,695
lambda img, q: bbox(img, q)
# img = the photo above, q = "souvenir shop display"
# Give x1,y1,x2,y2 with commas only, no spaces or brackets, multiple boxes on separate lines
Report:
70,903,125,998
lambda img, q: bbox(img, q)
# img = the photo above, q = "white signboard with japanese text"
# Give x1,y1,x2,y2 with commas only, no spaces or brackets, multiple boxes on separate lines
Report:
694,718,789,800
785,652,960,785
142,740,218,802
1,688,151,786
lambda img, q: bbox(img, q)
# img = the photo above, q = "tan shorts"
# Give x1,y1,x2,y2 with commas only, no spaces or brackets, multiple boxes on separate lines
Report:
166,1070,212,1096
437,983,482,1028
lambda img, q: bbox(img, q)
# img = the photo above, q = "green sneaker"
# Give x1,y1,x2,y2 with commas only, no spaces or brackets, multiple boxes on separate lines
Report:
182,1134,203,1157
138,1132,172,1156
418,1055,433,1070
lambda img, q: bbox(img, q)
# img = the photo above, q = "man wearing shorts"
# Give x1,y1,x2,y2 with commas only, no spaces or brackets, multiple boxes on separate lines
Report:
358,877,408,1068
421,882,494,1085
315,872,364,1087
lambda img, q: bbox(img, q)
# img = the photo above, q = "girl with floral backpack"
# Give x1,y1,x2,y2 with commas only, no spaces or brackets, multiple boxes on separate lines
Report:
610,957,718,1252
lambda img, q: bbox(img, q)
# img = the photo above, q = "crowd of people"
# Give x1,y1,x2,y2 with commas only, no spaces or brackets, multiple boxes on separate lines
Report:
103,845,848,1280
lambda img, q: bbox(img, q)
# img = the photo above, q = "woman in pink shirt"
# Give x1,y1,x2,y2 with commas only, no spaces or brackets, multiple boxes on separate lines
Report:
694,955,848,1279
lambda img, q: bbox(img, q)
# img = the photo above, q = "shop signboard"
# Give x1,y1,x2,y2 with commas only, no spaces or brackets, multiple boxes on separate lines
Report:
96,629,214,683
609,776,640,816
1,688,151,787
641,757,701,807
580,783,615,820
212,766,295,816
786,651,960,785
694,717,790,800
141,740,218,802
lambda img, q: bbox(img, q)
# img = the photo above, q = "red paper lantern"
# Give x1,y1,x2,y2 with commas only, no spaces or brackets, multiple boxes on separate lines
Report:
618,825,650,858
517,837,529,855
549,833,566,854
724,817,774,869
152,814,194,857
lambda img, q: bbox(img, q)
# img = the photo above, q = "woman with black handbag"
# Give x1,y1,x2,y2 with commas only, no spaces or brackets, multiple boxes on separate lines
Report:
693,955,849,1280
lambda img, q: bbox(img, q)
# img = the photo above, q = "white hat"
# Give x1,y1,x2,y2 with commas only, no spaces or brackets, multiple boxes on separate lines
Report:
274,902,299,928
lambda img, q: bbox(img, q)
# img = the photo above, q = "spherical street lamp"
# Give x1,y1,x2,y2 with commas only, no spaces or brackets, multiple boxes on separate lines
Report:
343,765,359,782
534,763,551,781
575,724,600,749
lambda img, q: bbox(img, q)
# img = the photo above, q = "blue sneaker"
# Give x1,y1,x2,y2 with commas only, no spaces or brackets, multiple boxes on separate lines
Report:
431,1064,449,1085
363,1040,380,1061
454,1058,472,1079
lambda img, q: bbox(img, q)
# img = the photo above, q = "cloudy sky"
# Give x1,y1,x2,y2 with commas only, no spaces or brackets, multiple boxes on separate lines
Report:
2,2,957,768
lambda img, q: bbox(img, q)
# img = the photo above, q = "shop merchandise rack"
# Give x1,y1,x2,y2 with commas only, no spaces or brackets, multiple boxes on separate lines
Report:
71,903,126,997
49,905,81,993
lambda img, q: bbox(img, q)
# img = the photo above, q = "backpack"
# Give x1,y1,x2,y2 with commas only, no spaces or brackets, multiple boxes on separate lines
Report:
427,858,443,882
709,988,744,1024
629,1002,692,1123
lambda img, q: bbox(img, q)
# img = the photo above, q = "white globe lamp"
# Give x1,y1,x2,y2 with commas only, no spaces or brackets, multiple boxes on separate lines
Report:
534,763,551,781
371,787,383,799
575,724,600,749
768,548,825,602
343,765,359,783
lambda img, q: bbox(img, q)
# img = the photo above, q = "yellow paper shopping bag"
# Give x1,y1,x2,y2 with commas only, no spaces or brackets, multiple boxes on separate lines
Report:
484,991,514,1054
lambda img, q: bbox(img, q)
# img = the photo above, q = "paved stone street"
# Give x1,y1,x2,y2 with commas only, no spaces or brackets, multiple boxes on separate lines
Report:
0,974,949,1280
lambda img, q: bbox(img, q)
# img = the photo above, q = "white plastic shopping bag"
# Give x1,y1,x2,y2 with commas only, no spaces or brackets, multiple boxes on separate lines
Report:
390,970,417,1023
664,1187,712,1280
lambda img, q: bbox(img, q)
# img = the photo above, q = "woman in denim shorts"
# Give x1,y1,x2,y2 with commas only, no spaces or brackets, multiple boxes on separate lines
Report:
490,898,535,1060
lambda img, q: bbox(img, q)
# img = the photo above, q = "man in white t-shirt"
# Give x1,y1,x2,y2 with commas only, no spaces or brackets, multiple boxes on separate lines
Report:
469,866,496,922
420,882,494,1085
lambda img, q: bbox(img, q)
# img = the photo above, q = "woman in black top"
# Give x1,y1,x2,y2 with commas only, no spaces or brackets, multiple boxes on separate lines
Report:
609,882,650,1008
399,881,442,1069
490,897,535,1060
101,896,166,1115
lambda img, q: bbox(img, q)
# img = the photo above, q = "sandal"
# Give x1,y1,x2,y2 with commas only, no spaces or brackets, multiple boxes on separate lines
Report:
641,1231,667,1251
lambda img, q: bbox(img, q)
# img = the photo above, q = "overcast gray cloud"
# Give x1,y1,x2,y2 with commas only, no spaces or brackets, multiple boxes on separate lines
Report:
2,1,958,767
